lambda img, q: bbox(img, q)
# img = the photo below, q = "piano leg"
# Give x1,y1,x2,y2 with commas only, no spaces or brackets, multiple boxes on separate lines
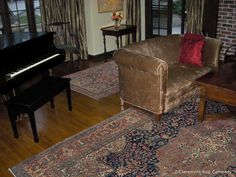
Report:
66,84,72,111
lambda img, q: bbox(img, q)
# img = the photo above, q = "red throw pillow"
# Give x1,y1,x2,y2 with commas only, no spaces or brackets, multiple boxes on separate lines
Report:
179,33,205,66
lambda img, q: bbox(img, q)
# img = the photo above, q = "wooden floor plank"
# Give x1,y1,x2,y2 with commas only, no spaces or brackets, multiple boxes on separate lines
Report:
0,90,121,177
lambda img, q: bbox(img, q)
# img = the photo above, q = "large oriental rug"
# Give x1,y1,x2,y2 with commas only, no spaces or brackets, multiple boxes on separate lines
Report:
10,98,236,177
64,60,119,100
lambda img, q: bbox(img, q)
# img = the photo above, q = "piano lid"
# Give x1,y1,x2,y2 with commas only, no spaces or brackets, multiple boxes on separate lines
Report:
0,32,54,50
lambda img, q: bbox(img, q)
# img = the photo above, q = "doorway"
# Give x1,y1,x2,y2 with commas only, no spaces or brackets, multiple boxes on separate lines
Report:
145,0,186,38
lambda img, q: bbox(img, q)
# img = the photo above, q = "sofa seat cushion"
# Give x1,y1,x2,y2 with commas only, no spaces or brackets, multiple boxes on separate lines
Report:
165,64,211,103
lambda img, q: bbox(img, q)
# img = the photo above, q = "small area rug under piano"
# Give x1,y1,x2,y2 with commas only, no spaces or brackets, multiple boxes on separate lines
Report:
64,60,119,100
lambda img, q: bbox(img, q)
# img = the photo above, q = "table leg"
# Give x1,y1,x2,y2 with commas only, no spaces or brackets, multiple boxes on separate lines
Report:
120,36,122,47
103,34,107,62
120,97,124,111
103,35,107,52
132,32,136,43
198,86,206,122
116,36,119,49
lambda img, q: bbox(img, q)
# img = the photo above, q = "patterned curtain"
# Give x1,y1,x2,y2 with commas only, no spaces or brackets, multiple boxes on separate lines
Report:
186,0,205,34
40,0,88,60
126,0,141,43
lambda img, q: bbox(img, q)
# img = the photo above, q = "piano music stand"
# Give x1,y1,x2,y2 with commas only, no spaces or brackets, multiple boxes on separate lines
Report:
45,21,80,63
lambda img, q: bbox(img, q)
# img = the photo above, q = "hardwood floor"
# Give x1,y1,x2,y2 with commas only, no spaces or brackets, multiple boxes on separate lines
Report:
0,89,122,177
0,59,235,177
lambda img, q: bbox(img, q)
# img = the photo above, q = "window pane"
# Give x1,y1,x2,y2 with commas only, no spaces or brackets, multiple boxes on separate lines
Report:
0,16,3,34
34,0,42,32
7,0,31,32
172,0,182,34
16,0,26,11
153,29,167,36
160,29,167,35
19,10,27,24
7,1,17,13
35,9,42,31
33,0,40,8
152,0,168,36
159,12,167,29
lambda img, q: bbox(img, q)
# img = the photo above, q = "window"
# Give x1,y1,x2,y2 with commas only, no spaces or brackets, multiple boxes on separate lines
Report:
8,0,28,32
0,0,42,33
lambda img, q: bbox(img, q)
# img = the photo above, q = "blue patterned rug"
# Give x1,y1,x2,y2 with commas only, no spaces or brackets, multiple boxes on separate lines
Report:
10,97,236,177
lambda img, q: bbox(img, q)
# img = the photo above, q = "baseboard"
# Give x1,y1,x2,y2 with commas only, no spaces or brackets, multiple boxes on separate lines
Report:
88,51,114,61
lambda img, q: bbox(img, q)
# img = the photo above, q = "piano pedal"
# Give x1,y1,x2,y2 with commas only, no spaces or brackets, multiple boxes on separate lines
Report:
47,69,52,76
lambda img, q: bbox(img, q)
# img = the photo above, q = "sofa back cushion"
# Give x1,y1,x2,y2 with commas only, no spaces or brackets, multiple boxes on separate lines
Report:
125,35,181,64
124,34,221,68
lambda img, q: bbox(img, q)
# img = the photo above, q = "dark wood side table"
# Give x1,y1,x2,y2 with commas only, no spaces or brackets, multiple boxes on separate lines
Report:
195,63,236,121
101,24,136,56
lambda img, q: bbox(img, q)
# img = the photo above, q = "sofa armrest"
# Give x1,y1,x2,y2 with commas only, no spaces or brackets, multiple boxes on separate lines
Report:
114,48,168,75
113,48,168,114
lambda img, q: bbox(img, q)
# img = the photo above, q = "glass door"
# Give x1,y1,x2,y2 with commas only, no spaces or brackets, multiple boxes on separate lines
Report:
152,0,172,36
146,0,186,38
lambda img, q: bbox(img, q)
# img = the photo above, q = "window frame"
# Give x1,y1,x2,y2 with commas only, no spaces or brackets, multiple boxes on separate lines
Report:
0,0,39,33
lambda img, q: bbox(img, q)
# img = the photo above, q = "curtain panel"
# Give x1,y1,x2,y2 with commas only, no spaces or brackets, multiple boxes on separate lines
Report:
186,0,205,34
40,0,88,60
126,0,141,43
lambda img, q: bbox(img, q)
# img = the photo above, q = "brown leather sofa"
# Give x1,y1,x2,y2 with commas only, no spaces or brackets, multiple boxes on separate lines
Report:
114,35,221,116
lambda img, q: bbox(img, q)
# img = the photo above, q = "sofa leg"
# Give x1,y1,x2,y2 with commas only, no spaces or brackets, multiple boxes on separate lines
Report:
154,114,162,121
120,97,124,111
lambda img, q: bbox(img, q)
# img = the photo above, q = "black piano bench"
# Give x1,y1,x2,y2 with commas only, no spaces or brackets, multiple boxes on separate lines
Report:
6,76,72,143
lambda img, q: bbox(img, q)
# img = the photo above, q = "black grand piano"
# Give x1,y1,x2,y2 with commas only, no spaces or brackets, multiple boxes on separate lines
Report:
0,32,65,95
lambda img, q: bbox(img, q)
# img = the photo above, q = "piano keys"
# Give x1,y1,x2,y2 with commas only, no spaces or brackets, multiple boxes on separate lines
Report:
0,32,65,94
6,53,61,79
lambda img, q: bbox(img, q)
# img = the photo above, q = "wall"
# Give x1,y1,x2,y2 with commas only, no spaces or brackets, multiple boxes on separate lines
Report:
217,0,236,60
84,0,145,56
